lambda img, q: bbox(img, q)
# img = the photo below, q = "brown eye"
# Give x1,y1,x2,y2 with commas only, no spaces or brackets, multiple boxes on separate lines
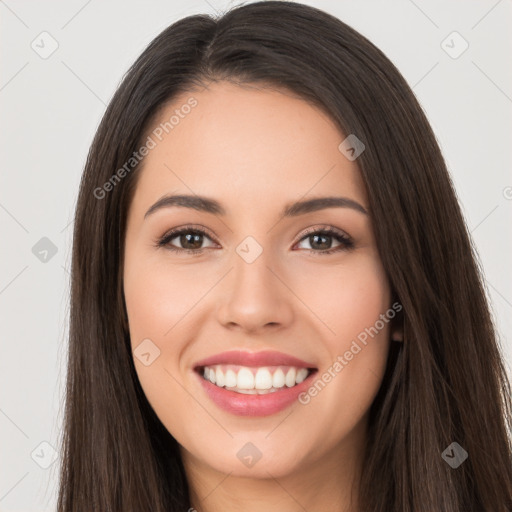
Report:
295,227,354,255
304,233,336,250
157,227,216,254
174,232,205,250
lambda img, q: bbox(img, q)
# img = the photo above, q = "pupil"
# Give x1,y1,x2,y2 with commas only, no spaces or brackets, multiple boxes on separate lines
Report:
311,234,330,250
181,233,202,249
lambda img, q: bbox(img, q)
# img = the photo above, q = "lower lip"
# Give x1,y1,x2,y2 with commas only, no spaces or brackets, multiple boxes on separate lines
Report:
195,369,316,416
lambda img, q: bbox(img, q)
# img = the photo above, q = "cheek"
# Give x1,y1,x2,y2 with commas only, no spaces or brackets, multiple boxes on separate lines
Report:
289,249,391,343
290,251,391,419
123,252,204,347
123,251,202,433
123,248,220,421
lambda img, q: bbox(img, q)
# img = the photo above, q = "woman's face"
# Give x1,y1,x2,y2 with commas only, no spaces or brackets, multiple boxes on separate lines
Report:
123,81,395,479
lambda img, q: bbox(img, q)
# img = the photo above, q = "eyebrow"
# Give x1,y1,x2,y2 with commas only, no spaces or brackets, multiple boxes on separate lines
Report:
144,194,368,219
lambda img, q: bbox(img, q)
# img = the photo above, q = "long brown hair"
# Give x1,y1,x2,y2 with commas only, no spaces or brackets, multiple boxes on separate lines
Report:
58,2,512,510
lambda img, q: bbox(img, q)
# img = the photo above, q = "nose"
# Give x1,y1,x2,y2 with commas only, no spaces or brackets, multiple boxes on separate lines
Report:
216,249,294,333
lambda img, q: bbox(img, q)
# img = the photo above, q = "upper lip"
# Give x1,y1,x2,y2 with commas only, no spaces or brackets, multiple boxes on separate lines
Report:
194,350,317,369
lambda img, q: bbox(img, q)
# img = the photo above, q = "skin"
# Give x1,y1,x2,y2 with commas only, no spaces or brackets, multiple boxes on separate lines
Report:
123,81,401,512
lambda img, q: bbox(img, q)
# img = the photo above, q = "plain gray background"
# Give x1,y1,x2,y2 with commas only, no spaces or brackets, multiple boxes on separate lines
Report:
1,0,511,510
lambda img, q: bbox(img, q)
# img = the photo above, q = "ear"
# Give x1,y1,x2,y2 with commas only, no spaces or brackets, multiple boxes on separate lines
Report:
389,292,404,342
391,325,403,342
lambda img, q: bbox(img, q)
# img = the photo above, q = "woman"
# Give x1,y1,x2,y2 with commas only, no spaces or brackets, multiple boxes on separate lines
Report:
58,1,512,511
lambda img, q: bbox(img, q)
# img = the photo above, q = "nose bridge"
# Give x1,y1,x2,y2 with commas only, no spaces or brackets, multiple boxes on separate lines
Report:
233,241,274,292
215,237,294,331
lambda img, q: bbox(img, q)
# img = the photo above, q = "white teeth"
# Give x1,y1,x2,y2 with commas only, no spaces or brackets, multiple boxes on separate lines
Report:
215,367,225,387
285,368,296,387
295,368,308,383
237,368,255,389
225,369,237,388
201,364,312,393
254,368,273,389
272,368,285,388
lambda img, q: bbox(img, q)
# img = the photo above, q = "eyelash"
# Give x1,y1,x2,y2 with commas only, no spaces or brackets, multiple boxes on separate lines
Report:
155,224,354,256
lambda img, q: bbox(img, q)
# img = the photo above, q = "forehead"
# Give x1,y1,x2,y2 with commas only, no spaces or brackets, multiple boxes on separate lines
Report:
130,81,367,217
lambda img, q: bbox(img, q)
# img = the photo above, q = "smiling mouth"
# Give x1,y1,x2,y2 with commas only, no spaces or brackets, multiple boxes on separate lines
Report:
195,364,318,395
